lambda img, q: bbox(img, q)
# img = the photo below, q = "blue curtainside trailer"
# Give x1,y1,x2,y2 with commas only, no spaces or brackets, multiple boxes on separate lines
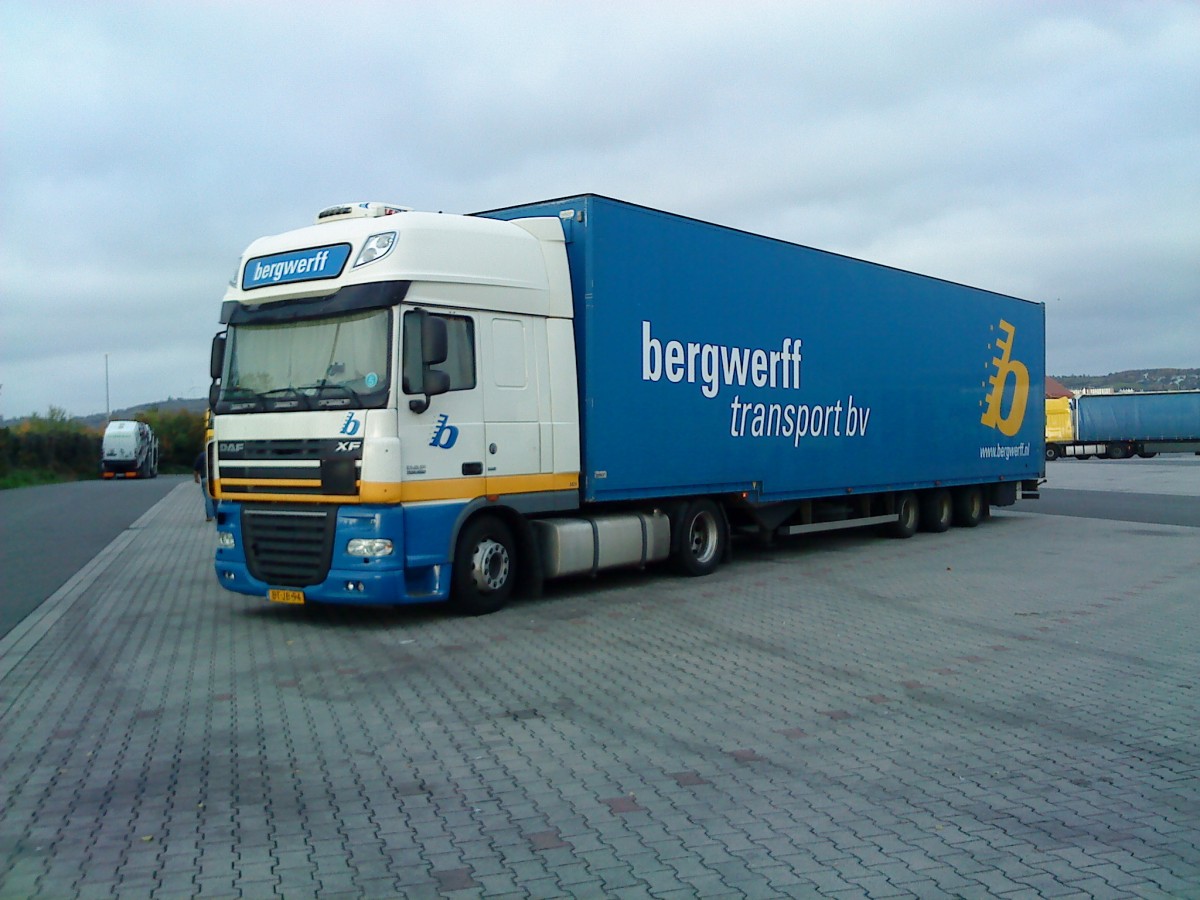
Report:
1077,392,1200,443
1044,390,1200,460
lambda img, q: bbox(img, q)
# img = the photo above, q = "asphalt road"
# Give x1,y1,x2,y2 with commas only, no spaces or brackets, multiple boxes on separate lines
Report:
1016,487,1200,527
0,475,187,639
1015,454,1200,527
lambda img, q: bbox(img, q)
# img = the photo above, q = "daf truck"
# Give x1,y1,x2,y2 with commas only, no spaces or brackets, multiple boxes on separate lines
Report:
208,196,1045,614
1045,391,1200,460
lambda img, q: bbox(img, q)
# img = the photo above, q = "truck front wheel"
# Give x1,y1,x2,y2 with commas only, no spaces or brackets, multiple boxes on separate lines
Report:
672,499,726,576
452,515,516,615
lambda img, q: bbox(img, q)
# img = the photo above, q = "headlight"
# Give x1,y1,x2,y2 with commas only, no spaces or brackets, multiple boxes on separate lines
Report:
217,531,235,549
347,538,394,557
353,232,397,267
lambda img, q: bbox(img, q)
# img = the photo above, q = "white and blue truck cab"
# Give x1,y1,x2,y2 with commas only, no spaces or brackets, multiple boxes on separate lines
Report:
210,196,1044,614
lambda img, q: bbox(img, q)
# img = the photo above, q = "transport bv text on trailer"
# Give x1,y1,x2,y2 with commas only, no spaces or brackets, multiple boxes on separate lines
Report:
207,196,1045,614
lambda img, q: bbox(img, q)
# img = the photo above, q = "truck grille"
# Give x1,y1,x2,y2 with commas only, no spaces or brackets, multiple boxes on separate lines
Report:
241,505,335,587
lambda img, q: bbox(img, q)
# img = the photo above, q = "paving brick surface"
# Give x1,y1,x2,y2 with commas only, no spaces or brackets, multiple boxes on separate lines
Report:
1,480,1197,898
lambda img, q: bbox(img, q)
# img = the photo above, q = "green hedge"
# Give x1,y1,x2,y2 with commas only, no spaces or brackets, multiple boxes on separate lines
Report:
0,427,101,483
0,407,208,488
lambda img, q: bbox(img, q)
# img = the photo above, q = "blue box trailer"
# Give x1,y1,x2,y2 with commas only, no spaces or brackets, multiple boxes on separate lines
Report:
478,195,1045,507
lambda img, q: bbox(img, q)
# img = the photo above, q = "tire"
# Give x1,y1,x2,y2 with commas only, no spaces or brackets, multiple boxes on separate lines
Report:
1136,451,1157,459
953,486,985,528
451,515,517,615
1045,445,1060,462
1106,444,1129,460
889,492,919,538
919,489,952,533
672,498,727,576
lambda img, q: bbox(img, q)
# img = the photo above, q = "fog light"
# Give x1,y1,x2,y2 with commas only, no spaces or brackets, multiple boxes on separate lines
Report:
345,581,366,592
217,531,235,549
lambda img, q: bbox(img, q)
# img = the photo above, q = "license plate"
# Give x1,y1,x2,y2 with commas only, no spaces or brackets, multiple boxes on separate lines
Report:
269,589,305,605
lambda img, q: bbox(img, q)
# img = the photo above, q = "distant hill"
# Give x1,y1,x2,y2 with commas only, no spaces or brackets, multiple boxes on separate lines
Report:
75,397,210,430
1,397,208,430
1052,368,1200,393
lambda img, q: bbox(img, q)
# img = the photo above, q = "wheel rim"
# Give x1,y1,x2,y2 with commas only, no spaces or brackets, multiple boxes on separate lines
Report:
470,538,510,592
688,511,719,565
938,495,952,525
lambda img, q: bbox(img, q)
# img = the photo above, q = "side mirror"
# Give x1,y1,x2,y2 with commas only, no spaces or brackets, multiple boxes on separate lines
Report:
407,311,452,413
422,315,448,366
425,369,450,397
210,333,226,380
409,368,451,412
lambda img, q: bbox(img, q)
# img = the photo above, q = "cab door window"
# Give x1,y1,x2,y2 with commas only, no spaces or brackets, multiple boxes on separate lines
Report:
402,311,476,394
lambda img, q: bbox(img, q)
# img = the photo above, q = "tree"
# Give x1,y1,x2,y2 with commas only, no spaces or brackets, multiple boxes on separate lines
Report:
136,408,206,469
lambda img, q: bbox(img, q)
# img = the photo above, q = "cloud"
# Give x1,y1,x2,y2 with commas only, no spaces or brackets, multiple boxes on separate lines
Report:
1,0,1197,418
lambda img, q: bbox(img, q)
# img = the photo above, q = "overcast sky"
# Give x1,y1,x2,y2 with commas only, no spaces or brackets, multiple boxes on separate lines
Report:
2,1,1197,419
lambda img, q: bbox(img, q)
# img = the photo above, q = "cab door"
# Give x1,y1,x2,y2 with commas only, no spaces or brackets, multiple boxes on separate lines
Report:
397,307,485,501
482,315,542,494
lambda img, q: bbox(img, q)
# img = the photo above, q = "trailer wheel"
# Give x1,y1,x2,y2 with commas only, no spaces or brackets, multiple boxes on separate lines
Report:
1106,444,1129,460
672,499,726,576
889,492,919,538
919,489,952,533
452,515,516,616
1136,451,1157,459
1045,444,1060,461
953,486,985,528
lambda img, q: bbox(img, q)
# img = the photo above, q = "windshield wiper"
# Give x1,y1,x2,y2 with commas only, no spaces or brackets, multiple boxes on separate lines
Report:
221,386,267,408
223,386,262,399
259,387,315,409
293,382,365,405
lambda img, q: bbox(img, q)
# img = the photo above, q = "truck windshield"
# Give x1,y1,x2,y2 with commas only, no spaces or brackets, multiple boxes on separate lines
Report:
219,308,391,412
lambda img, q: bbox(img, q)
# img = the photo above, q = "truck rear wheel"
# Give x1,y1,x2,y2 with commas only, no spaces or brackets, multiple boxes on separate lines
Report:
452,515,516,615
953,486,985,528
672,498,726,576
919,489,952,533
1045,444,1060,461
889,492,919,538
